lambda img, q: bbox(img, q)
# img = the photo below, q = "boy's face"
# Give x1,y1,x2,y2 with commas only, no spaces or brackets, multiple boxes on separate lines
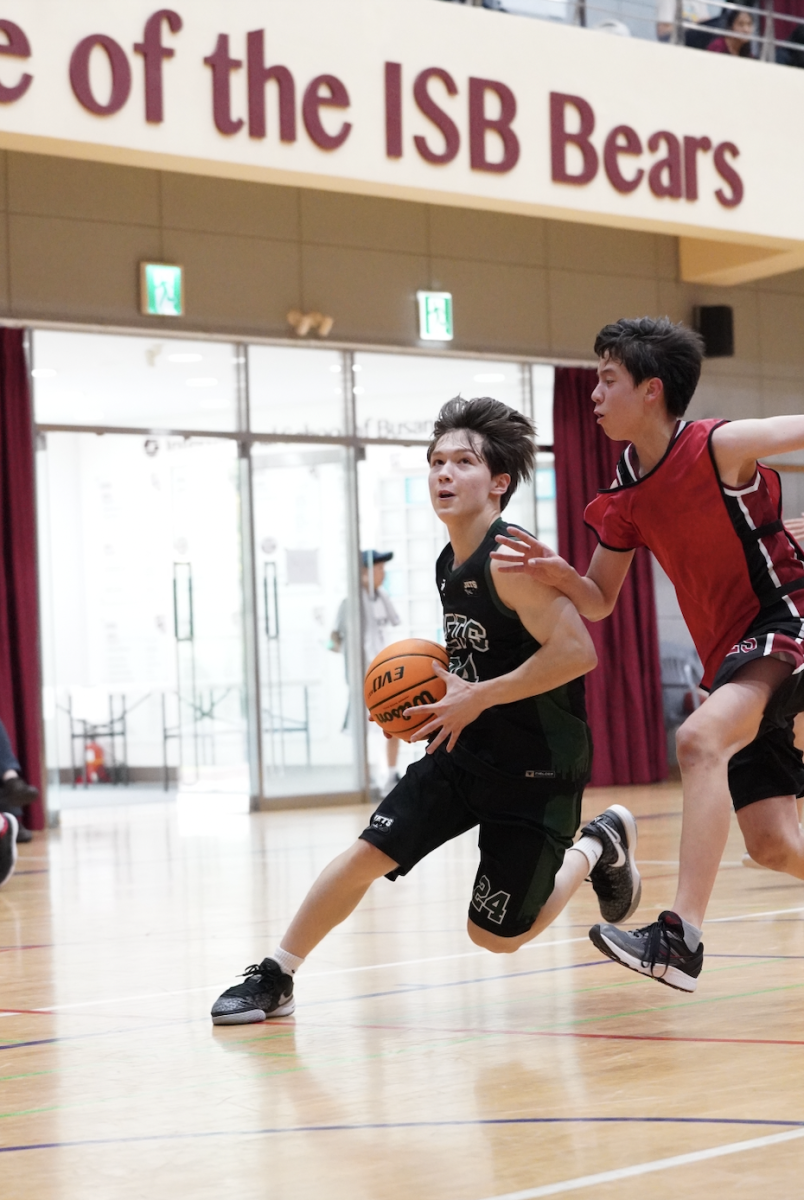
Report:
592,354,661,441
428,432,509,522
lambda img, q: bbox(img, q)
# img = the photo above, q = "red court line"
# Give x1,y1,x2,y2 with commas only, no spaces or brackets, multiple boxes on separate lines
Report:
324,1022,804,1048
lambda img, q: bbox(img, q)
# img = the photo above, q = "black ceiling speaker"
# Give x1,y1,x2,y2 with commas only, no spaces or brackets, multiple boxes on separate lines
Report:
694,306,734,358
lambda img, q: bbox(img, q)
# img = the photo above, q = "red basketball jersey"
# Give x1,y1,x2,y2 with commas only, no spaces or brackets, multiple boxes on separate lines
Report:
584,418,804,688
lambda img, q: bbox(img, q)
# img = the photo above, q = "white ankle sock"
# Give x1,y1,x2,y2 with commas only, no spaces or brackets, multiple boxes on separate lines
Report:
679,918,703,952
571,835,603,874
272,945,305,977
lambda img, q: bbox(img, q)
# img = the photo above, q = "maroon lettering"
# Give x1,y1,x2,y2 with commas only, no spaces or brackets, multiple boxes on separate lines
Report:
413,67,459,165
468,77,519,174
683,135,712,202
550,93,597,185
603,125,643,194
70,35,131,116
647,131,682,199
0,19,32,104
203,34,244,136
247,30,295,141
302,75,351,150
713,141,743,208
133,10,182,124
385,61,403,158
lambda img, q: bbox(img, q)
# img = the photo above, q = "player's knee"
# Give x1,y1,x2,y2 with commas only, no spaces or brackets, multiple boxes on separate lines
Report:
675,716,724,768
743,829,790,872
467,918,520,954
347,838,398,882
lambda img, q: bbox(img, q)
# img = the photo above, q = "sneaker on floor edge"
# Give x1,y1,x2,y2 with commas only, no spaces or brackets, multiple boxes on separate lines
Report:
0,811,19,889
580,803,642,923
589,910,704,993
211,957,295,1025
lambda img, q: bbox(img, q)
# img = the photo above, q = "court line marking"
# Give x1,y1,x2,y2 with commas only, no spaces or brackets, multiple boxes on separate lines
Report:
1,1116,802,1156
475,1127,804,1200
0,936,591,1017
1,904,800,1020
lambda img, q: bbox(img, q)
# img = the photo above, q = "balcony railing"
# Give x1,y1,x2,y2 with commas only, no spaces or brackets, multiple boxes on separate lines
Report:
436,0,804,65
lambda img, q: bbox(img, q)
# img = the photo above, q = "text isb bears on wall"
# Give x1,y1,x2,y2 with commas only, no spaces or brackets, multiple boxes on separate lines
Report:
0,10,743,208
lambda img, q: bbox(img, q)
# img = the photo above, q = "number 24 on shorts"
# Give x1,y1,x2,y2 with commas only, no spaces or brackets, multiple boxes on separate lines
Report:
471,875,510,925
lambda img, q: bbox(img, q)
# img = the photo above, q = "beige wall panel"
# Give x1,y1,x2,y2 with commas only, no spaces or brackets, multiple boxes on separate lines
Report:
688,374,762,422
301,244,427,342
546,222,661,280
655,235,679,282
8,154,159,227
548,270,659,357
301,190,427,255
0,152,7,212
430,257,549,355
656,279,695,326
428,206,546,268
161,174,300,241
9,214,160,320
761,375,804,418
162,230,300,332
0,216,10,314
758,268,804,297
758,291,804,379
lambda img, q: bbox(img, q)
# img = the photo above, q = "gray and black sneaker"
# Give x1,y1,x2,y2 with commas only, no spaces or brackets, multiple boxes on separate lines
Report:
589,910,704,993
211,957,295,1025
580,804,641,923
0,812,18,889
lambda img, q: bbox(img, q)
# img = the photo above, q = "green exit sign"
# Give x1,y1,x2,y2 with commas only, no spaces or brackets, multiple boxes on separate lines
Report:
140,262,183,317
417,291,453,342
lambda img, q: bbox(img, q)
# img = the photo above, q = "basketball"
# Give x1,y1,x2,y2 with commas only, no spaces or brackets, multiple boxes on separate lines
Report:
364,638,449,742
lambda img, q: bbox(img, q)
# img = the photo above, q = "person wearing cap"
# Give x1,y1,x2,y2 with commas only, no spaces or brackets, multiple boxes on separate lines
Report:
331,550,402,788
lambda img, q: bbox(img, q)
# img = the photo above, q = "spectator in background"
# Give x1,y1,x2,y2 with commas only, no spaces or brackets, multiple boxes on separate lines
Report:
0,811,17,887
0,717,37,844
656,0,721,44
331,551,403,791
707,6,756,54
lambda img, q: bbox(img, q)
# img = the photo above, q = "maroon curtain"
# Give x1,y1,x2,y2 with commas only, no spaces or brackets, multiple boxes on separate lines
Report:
0,329,44,829
554,367,666,786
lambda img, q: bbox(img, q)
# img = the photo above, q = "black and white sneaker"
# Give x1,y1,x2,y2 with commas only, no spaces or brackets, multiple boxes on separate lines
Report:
0,812,19,889
580,804,641,923
211,957,295,1025
589,910,704,993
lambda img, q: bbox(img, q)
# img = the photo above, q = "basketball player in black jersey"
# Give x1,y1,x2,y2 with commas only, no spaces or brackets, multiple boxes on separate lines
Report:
211,398,642,1024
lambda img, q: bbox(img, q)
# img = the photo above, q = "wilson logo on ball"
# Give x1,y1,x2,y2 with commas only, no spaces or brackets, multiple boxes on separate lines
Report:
363,637,449,743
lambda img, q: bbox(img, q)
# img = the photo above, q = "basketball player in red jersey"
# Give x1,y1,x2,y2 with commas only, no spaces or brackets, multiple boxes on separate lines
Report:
210,398,642,1025
493,316,804,993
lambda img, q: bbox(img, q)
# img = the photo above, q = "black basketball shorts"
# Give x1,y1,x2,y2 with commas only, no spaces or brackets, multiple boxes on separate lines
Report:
710,605,804,809
359,748,585,938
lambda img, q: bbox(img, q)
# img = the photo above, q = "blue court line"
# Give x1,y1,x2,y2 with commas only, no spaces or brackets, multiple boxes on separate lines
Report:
1,1115,803,1155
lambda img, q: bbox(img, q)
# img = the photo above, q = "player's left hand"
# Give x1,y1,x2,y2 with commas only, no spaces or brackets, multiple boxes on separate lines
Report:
408,662,485,753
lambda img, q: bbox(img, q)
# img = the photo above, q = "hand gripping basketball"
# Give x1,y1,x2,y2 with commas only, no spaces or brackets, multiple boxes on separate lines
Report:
363,638,449,742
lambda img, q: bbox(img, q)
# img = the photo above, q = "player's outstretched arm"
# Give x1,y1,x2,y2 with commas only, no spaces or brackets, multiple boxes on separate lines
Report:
712,416,804,486
409,569,597,754
491,528,633,621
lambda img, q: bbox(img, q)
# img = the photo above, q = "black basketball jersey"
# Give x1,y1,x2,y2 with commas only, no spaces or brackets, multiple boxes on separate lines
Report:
435,517,591,781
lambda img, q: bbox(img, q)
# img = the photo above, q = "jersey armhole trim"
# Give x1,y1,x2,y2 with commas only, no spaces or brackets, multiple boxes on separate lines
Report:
583,520,639,553
485,555,521,620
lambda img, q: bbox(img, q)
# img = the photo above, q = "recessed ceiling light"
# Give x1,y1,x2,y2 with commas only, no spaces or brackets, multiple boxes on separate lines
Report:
473,373,505,383
352,364,362,372
169,353,203,363
32,368,57,378
186,377,218,388
329,364,341,373
353,386,365,395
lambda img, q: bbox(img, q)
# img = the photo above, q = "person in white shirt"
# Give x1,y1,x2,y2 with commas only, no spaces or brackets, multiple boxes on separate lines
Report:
332,550,402,787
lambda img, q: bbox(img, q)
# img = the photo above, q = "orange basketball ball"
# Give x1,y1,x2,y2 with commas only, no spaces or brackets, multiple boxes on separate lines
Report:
364,638,449,742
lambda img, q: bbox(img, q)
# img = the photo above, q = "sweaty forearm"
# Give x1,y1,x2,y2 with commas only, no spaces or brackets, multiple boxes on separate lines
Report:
550,561,612,621
475,637,597,708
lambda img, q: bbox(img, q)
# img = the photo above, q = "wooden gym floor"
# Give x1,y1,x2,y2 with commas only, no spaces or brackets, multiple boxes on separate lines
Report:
1,783,803,1199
